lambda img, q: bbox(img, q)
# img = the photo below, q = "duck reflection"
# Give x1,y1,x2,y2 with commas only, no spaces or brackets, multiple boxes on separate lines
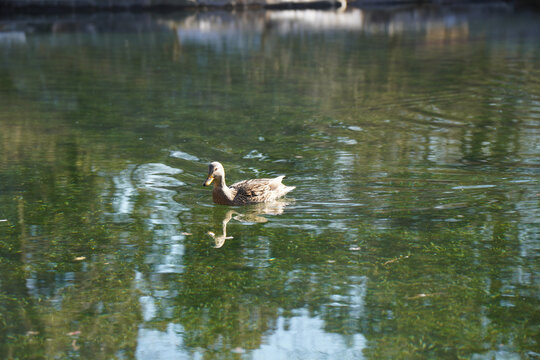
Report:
207,201,290,248
207,209,235,248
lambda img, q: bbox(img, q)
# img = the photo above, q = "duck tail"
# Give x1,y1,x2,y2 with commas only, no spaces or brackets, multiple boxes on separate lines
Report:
282,185,295,195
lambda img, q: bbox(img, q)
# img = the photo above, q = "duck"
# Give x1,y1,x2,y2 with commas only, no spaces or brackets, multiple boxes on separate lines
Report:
203,161,295,205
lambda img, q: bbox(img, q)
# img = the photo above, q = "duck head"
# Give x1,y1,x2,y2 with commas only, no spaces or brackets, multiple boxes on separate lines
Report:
203,161,225,186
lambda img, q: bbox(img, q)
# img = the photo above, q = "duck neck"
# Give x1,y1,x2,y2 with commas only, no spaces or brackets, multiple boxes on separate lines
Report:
213,176,234,202
213,174,226,188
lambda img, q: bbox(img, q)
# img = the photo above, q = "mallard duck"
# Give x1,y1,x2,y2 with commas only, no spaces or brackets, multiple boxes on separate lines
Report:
203,161,295,205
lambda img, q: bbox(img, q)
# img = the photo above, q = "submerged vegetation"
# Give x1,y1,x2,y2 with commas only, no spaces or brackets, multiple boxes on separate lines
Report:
0,6,539,359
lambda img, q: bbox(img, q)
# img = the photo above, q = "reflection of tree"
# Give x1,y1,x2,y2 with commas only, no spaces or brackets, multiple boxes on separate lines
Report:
37,258,142,359
0,219,43,358
0,9,538,359
167,208,369,356
0,96,148,358
357,190,539,358
3,10,537,172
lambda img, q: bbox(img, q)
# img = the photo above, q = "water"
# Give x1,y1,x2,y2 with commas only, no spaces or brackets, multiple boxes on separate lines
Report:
0,6,539,359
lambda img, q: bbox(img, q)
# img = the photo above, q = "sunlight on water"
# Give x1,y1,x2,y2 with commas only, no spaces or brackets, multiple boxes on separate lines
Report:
0,4,539,359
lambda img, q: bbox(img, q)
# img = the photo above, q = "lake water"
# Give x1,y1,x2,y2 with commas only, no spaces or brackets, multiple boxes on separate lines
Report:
0,5,539,359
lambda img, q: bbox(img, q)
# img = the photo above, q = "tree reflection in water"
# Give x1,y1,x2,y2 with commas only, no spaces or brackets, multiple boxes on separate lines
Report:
0,5,539,359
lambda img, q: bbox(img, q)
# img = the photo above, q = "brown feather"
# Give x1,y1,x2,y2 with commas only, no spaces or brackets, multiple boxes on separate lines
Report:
205,162,294,206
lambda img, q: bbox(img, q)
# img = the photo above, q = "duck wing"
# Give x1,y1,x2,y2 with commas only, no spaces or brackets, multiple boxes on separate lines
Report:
231,178,273,196
229,177,288,204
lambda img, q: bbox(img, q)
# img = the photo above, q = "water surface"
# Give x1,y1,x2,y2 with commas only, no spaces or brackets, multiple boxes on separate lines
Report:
0,6,539,359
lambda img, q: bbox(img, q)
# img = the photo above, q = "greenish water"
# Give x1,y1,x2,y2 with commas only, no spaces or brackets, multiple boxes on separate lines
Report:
0,7,539,359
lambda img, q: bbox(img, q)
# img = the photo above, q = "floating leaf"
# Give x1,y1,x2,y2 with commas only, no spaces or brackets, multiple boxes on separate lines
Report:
408,293,442,300
383,255,410,266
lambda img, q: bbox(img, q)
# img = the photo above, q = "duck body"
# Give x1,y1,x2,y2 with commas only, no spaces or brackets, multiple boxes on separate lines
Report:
204,162,295,206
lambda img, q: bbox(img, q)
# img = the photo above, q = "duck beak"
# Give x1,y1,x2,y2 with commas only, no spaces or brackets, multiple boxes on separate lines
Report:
203,175,214,186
